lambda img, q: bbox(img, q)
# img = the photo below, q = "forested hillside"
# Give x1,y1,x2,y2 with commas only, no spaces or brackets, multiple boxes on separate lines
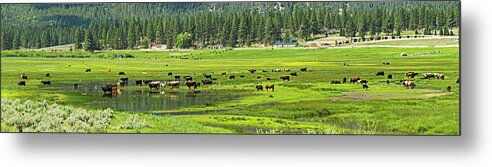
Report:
1,2,460,51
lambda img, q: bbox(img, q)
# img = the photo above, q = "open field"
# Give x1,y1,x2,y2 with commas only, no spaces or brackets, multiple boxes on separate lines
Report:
1,46,460,134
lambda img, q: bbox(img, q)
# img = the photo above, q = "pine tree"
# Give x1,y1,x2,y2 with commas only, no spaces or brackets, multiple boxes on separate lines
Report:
83,29,96,52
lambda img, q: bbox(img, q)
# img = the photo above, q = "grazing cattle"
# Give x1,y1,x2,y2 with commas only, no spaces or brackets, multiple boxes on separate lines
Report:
376,71,385,76
165,81,180,88
143,80,153,84
387,74,393,79
456,78,460,84
85,69,91,72
362,84,369,90
73,84,78,89
41,80,51,85
148,82,164,90
257,76,262,79
331,80,341,84
248,69,256,73
266,78,271,81
101,86,113,94
203,74,212,79
45,73,50,77
280,76,290,81
17,81,26,86
386,80,390,85
435,73,445,80
349,77,360,84
201,80,213,85
240,75,245,78
262,70,267,72
265,84,274,92
185,80,199,89
401,80,416,89
221,72,227,76
405,72,419,78
229,75,235,80
118,72,126,75
20,74,28,80
68,65,71,67
255,85,263,91
174,75,181,81
343,77,347,84
135,80,143,86
168,72,173,76
284,68,290,72
447,86,452,92
300,67,307,72
272,69,282,72
358,80,368,84
423,73,435,79
401,53,408,56
385,62,390,65
290,72,298,76
184,76,193,81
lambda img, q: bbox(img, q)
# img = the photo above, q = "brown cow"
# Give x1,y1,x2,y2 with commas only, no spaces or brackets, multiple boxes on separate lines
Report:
265,84,274,92
185,80,199,89
405,72,419,78
401,80,415,89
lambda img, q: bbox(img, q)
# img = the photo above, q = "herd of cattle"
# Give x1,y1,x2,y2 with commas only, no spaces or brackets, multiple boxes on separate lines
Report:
16,64,459,95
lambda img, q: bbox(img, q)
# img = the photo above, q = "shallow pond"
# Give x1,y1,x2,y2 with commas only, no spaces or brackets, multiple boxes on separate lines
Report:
42,81,247,112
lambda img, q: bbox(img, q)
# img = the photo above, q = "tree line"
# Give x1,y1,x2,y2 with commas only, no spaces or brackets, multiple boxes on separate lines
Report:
1,2,460,51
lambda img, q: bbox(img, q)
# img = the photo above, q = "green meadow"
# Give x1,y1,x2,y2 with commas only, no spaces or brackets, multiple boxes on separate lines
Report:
0,46,460,135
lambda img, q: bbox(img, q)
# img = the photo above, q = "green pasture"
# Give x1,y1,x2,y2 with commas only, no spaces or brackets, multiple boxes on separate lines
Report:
1,46,460,135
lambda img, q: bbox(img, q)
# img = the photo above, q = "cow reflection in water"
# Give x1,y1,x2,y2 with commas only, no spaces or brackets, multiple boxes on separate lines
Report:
101,84,121,97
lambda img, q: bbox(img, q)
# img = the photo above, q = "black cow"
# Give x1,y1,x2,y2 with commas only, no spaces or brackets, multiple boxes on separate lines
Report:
41,80,51,85
447,86,452,92
290,72,298,76
73,84,78,89
120,78,129,86
143,80,153,84
20,74,28,80
85,69,91,72
229,75,235,80
456,78,460,84
240,75,245,78
203,74,212,79
376,71,385,76
331,80,341,84
350,77,360,84
358,80,368,84
201,80,213,85
17,81,26,86
266,78,271,81
386,80,390,85
362,84,369,90
184,76,193,81
256,85,263,91
45,73,50,77
387,74,393,79
168,72,173,76
118,72,126,75
280,76,290,81
343,77,347,84
262,70,267,72
135,80,143,86
257,76,262,79
300,67,307,72
174,75,181,81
